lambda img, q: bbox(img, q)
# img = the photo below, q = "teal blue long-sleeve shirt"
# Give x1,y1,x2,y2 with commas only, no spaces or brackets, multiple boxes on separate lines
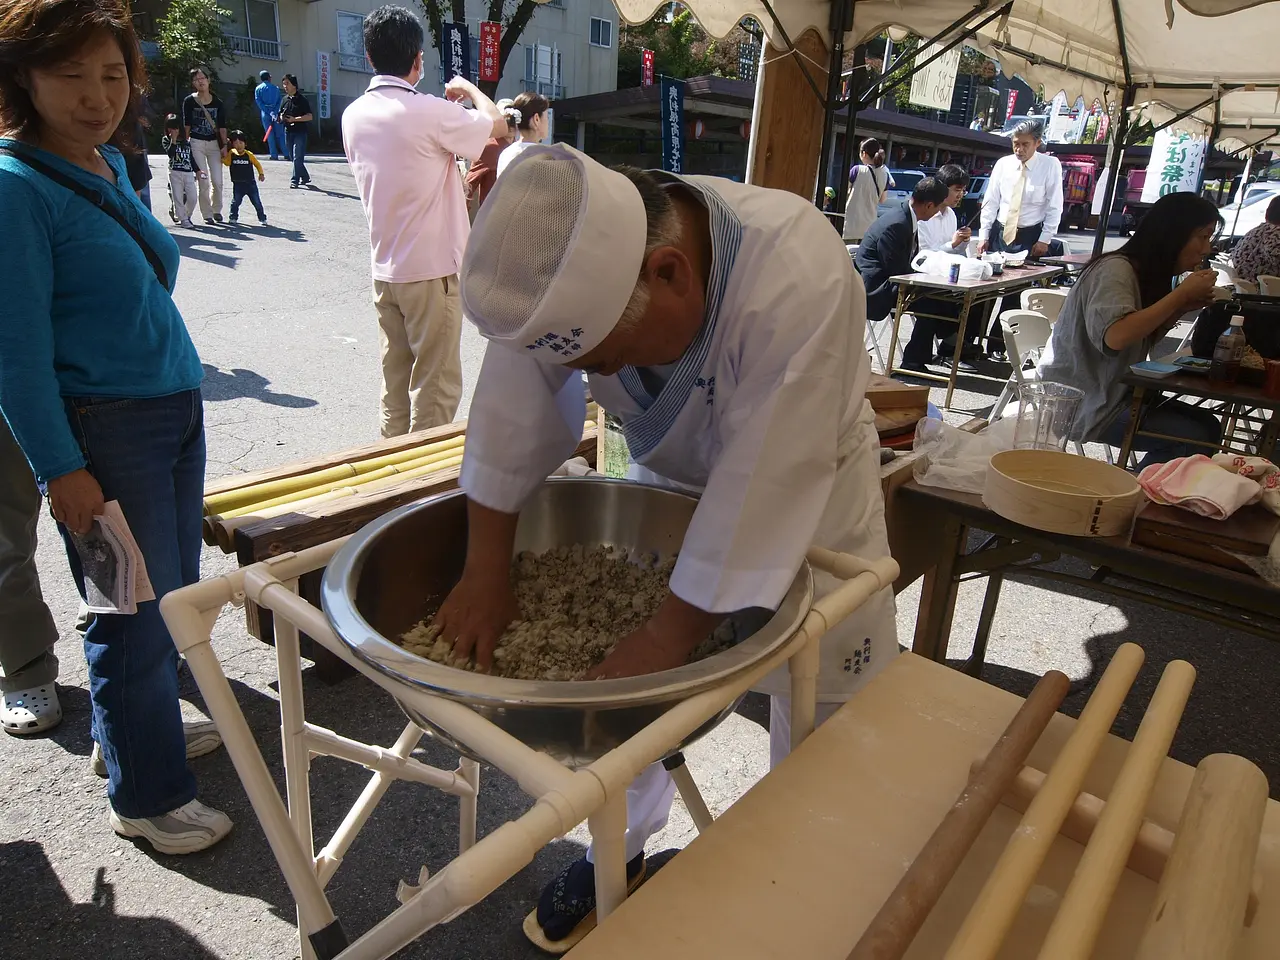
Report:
0,140,203,483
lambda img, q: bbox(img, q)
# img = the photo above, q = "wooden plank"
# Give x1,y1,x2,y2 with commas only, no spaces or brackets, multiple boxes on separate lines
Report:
867,375,931,413
750,32,829,198
1135,502,1279,556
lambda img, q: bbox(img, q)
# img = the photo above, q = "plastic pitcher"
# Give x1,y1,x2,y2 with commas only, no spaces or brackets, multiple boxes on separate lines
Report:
1013,381,1084,451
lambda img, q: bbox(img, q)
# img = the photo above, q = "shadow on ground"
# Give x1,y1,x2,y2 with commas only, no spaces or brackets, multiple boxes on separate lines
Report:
201,364,318,408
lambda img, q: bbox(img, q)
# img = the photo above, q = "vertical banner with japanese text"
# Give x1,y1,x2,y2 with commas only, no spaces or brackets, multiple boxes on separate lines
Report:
479,22,500,83
1141,128,1208,203
660,76,684,173
316,51,331,119
441,22,471,83
1005,89,1018,121
641,49,655,87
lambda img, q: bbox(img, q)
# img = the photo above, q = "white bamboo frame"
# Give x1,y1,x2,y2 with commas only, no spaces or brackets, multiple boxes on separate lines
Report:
161,540,898,960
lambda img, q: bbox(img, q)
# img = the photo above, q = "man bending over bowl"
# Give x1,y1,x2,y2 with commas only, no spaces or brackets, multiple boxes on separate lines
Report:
435,144,897,950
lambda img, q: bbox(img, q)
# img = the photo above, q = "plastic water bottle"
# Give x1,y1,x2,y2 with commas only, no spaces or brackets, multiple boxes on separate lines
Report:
1209,314,1246,384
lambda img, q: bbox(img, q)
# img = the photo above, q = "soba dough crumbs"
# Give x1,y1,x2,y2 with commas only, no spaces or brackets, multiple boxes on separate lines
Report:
396,545,735,680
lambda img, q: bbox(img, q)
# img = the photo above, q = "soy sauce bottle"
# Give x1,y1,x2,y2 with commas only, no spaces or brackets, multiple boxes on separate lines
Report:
1209,315,1246,384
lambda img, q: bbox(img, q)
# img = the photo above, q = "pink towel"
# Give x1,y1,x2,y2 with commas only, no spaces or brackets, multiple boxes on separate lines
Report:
1212,454,1280,516
1138,454,1261,519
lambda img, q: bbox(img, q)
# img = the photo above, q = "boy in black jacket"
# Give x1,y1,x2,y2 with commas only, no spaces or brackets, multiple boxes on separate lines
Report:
161,114,199,227
222,130,267,224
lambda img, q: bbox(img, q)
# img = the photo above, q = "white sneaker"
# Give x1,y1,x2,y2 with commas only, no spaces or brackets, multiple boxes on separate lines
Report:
2,684,62,735
91,718,222,777
180,219,194,228
110,798,232,855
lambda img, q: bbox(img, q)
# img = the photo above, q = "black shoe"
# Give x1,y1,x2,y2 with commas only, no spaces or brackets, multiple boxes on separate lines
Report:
987,349,1008,362
531,853,646,944
258,216,267,224
213,213,224,223
899,360,931,375
289,182,299,189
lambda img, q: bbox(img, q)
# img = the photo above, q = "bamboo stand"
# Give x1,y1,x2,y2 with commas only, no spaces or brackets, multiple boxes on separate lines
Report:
161,542,898,960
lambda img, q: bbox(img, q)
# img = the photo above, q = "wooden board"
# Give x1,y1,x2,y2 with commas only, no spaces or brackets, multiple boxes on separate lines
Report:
867,374,931,414
875,407,924,439
750,32,829,197
569,655,1280,960
1135,502,1280,557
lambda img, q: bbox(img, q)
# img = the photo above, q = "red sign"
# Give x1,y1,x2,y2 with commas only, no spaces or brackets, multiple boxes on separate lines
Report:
1005,89,1018,121
479,21,501,83
641,49,655,87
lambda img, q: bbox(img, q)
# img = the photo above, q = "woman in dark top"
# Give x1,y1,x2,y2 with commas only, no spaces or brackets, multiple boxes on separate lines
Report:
181,66,226,221
279,74,313,188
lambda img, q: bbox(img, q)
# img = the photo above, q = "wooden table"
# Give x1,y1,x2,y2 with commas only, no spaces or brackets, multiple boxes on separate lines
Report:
884,264,1065,409
571,654,1280,959
1118,370,1280,464
897,480,1280,673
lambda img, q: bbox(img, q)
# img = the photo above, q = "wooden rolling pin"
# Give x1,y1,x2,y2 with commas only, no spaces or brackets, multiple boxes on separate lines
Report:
970,761,1261,926
1135,753,1268,960
1036,660,1196,959
944,643,1146,960
846,669,1071,960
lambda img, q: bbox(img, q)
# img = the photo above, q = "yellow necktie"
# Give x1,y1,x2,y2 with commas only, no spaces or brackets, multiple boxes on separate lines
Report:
1003,162,1027,245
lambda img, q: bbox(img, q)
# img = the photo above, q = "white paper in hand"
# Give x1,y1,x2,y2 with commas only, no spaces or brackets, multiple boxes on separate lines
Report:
101,501,155,603
70,501,155,614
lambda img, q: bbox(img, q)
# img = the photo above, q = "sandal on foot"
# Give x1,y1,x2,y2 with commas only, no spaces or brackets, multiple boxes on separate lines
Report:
523,853,645,953
2,684,62,735
91,718,222,777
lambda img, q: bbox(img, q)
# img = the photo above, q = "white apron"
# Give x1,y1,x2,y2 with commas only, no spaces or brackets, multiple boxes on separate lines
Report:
461,173,898,703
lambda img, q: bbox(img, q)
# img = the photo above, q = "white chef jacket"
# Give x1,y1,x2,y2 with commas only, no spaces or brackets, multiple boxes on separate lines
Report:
461,173,898,700
918,206,966,254
979,151,1064,243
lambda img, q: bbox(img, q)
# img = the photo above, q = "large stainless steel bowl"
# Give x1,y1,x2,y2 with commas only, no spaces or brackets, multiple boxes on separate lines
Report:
321,478,813,766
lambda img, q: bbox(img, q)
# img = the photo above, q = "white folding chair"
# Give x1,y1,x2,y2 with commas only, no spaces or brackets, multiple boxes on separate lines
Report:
1259,275,1280,296
1019,288,1069,325
989,309,1053,420
866,320,888,371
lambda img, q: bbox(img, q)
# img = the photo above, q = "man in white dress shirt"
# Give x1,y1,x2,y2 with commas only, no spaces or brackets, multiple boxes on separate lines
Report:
903,165,984,372
977,120,1065,258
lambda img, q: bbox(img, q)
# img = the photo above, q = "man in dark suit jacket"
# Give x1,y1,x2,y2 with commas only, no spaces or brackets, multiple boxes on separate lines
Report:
855,177,949,327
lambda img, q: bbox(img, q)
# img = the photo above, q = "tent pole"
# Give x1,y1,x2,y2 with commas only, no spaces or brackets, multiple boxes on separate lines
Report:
835,44,867,218
814,0,853,207
1231,149,1255,238
1092,85,1135,256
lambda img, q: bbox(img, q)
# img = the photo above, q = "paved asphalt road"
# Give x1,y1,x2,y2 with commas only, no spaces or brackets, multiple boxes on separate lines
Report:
2,156,1274,960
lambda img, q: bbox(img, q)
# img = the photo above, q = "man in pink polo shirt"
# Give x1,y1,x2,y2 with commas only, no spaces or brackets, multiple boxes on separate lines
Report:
342,5,507,436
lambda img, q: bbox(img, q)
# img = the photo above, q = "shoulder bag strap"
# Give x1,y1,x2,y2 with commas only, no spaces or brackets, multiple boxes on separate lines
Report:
194,97,225,148
0,147,169,289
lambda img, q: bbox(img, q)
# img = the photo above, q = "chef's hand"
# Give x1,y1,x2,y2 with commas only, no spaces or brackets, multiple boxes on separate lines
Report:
977,239,990,255
47,469,105,536
436,569,519,672
1176,268,1218,310
1031,241,1050,258
585,594,721,680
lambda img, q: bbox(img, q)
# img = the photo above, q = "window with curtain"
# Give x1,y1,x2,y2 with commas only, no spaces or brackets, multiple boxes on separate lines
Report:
337,12,369,72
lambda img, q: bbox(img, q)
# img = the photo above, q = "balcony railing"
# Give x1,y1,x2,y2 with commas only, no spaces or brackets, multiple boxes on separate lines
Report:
224,35,282,60
522,79,566,99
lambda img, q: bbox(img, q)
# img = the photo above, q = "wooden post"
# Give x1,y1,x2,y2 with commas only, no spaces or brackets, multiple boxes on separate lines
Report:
750,31,831,198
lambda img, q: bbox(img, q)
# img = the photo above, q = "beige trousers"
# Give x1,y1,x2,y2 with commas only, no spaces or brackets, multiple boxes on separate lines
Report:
189,137,224,220
373,276,463,438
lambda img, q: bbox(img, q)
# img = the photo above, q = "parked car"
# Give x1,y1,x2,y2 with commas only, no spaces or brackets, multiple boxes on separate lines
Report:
877,169,927,217
1219,180,1280,243
958,175,988,227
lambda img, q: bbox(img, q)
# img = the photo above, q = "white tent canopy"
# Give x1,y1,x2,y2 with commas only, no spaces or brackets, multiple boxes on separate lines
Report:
612,0,1280,145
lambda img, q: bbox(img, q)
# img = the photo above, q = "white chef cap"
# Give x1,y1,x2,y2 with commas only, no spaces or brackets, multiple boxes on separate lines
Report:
460,143,647,362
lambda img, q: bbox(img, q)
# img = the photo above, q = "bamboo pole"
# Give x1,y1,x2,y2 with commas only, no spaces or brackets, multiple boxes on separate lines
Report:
213,443,468,520
944,643,1145,960
213,455,465,551
203,435,466,515
1035,660,1196,960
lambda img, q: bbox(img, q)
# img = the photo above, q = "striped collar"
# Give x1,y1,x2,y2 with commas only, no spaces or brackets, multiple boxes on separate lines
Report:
618,173,743,461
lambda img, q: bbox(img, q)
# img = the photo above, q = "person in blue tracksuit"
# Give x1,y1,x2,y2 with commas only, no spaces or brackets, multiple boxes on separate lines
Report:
253,70,286,161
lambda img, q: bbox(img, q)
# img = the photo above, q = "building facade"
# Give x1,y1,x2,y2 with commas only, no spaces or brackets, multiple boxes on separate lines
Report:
218,0,619,128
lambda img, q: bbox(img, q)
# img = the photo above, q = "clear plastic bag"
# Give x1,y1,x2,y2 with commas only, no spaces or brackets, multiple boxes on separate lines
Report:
911,418,1018,494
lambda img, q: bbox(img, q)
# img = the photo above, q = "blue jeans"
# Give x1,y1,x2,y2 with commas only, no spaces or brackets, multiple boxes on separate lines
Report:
1096,396,1221,470
261,113,287,159
230,180,266,221
286,127,310,185
57,390,205,818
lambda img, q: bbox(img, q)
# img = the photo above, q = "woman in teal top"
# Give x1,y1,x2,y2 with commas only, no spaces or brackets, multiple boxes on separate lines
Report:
0,0,230,854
